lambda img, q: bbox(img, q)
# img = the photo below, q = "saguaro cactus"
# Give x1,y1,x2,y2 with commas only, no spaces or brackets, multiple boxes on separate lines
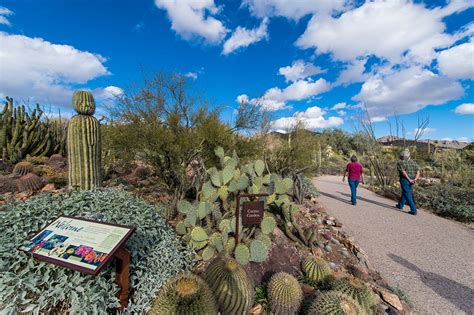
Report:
67,90,101,189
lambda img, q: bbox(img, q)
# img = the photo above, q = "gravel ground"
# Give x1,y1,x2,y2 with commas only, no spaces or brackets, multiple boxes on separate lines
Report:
314,176,474,315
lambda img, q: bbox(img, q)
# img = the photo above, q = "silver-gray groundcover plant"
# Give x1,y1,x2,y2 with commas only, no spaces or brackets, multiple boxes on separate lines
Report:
0,189,195,314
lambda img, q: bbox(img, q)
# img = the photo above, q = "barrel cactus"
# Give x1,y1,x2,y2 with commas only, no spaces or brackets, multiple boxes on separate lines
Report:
302,257,332,286
13,161,33,176
67,90,101,190
149,273,218,315
17,173,43,192
203,256,253,315
307,291,362,315
267,272,303,315
331,277,376,313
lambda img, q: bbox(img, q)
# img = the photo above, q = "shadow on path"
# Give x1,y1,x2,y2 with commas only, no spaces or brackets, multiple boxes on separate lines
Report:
318,191,353,205
388,254,474,313
337,191,403,211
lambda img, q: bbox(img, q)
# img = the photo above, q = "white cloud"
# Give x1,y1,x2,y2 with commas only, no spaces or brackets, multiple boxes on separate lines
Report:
236,94,249,104
0,32,111,106
371,116,387,123
95,86,124,100
223,18,268,55
454,103,474,114
155,0,228,44
457,137,471,142
353,66,463,117
242,0,345,20
337,110,346,117
410,127,436,135
438,41,474,80
272,106,343,130
278,60,326,82
184,72,198,80
336,58,367,85
331,102,346,110
0,6,13,26
296,1,472,65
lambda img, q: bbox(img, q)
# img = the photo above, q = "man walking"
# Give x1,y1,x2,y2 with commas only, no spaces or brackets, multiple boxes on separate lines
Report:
396,150,420,215
342,155,364,206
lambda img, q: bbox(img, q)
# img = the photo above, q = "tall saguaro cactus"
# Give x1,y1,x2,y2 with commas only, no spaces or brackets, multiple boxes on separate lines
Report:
67,90,101,189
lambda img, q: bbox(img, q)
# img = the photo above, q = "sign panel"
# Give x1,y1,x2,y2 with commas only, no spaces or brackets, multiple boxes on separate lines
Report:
242,201,264,225
19,216,134,275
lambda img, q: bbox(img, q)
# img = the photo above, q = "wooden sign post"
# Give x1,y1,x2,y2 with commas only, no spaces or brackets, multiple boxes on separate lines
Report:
19,216,135,310
235,193,268,244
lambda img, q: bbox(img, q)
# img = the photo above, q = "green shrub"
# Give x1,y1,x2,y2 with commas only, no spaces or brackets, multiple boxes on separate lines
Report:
0,189,195,314
382,183,474,222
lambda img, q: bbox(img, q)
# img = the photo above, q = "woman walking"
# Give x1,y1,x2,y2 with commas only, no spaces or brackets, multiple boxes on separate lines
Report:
342,155,364,206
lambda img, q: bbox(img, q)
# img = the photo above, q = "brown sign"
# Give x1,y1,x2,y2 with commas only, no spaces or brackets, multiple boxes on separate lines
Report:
242,201,264,225
19,216,134,276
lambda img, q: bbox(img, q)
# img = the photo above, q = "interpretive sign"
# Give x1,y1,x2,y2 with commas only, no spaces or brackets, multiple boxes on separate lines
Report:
242,201,264,225
20,216,134,276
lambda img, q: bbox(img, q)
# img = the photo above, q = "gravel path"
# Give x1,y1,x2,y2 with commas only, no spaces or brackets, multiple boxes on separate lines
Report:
314,176,474,315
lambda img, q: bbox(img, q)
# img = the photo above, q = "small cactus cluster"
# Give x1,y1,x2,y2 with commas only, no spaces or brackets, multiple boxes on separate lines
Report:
1,97,67,163
13,161,33,176
331,277,376,313
203,256,253,314
302,256,333,286
307,291,362,315
267,272,303,315
150,273,218,315
67,90,102,190
17,173,44,192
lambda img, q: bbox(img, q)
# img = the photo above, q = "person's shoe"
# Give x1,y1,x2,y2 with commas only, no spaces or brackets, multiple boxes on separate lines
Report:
408,211,417,215
352,203,356,206
395,204,403,209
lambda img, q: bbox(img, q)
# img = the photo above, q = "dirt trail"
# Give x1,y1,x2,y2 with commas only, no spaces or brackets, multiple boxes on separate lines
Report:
313,175,474,315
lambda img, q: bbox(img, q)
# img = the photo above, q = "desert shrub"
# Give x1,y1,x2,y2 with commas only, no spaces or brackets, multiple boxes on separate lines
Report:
0,189,195,314
381,184,474,222
413,184,474,222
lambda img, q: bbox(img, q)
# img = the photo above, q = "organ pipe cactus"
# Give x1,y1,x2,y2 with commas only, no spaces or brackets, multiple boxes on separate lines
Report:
1,97,65,163
67,90,101,190
203,256,253,315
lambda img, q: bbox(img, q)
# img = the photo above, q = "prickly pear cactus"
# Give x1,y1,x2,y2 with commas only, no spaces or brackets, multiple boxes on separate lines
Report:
149,273,218,315
267,272,303,315
331,277,376,313
307,291,362,315
302,257,332,286
203,256,253,315
234,243,250,265
67,90,101,190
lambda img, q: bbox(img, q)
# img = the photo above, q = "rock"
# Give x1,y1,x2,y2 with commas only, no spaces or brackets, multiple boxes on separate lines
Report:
316,241,325,249
334,219,343,227
311,247,323,257
324,245,332,252
341,251,350,258
301,283,316,295
41,183,56,192
138,180,150,187
325,220,335,226
15,192,31,201
379,290,403,311
330,238,340,245
348,263,370,281
250,304,262,314
329,262,337,270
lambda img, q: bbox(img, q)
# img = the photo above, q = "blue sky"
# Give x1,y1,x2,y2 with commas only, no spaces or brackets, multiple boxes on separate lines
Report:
0,0,473,141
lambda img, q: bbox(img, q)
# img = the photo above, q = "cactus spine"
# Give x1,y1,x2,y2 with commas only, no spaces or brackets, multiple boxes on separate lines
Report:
302,257,332,286
331,277,376,313
308,291,362,315
150,273,218,315
13,161,33,176
67,90,101,190
267,272,303,315
203,256,253,315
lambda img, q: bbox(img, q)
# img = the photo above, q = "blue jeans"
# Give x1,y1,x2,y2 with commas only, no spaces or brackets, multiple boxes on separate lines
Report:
398,177,417,213
348,180,359,205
